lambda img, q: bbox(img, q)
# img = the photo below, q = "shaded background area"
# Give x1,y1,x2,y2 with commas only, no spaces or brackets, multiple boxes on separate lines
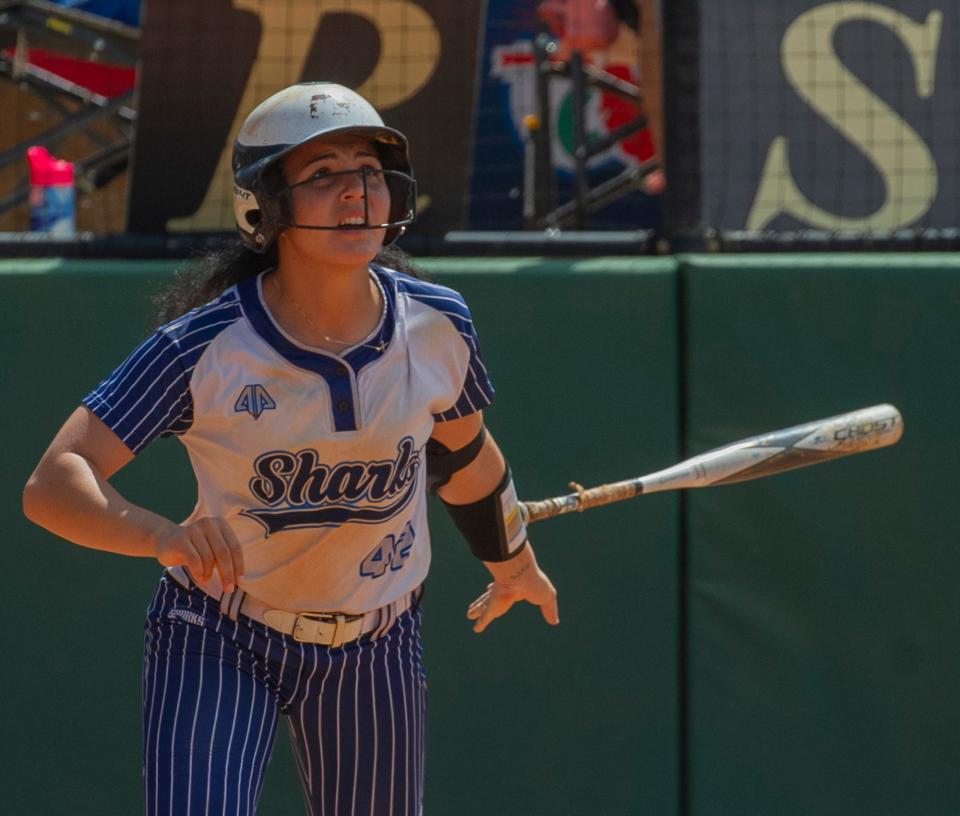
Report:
682,254,960,815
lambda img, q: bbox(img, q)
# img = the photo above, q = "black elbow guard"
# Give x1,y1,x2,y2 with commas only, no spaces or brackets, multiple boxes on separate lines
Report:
425,427,486,493
441,466,528,562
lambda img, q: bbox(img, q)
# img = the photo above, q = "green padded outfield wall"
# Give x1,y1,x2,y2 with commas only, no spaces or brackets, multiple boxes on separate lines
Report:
9,253,954,816
681,255,960,816
0,258,680,815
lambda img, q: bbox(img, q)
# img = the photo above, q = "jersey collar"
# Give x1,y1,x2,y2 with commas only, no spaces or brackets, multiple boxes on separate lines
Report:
237,268,396,377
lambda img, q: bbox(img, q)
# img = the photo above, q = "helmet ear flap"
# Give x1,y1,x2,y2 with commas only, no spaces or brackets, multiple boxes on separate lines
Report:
234,184,260,228
233,164,292,253
233,182,267,251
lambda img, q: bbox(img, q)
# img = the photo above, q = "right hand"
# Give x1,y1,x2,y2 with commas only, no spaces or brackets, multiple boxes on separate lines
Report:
153,517,245,593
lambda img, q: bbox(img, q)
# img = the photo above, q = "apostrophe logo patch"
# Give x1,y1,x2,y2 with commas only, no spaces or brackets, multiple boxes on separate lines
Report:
235,384,277,420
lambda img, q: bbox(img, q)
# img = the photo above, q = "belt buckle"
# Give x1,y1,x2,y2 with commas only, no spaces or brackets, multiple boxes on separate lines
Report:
293,612,359,647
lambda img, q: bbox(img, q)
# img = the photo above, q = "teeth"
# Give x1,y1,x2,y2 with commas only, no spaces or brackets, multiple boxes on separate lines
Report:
339,216,365,226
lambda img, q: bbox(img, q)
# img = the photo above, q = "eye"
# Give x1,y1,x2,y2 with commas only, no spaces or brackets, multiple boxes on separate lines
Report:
303,169,337,189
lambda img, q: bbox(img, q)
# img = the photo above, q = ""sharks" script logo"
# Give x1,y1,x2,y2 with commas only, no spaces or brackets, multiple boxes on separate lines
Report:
240,437,421,535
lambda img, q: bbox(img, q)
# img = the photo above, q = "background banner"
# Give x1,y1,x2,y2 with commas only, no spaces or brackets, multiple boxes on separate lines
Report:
469,0,662,230
701,1,960,234
128,0,484,238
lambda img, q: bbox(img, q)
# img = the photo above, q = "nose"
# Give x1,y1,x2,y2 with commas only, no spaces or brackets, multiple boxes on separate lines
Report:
340,170,366,200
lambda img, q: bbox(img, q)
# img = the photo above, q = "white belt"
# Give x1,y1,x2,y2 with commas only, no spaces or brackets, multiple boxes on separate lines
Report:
167,566,419,648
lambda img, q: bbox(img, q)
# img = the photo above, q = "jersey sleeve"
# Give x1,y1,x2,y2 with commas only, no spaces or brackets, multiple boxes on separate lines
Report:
433,298,496,422
82,330,194,454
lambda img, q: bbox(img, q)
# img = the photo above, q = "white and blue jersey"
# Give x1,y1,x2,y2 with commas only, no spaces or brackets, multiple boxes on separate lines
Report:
83,265,494,614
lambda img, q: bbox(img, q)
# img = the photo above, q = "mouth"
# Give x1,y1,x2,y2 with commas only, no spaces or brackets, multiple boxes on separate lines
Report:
338,215,368,227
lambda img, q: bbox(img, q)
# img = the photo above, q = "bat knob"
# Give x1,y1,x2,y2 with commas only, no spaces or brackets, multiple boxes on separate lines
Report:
568,481,588,511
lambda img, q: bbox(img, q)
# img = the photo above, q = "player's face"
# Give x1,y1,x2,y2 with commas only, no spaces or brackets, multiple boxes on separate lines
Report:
279,134,391,265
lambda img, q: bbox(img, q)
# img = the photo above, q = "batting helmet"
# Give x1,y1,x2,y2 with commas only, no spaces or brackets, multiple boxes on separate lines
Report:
232,82,416,252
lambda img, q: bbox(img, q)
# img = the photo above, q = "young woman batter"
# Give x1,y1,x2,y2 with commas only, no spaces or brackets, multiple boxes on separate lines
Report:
23,82,558,815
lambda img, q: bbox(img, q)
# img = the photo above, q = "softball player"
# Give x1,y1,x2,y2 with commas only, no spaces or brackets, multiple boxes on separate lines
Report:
23,82,559,815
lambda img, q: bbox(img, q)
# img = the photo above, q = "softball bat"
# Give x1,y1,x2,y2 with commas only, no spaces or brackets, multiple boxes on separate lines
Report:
520,403,903,524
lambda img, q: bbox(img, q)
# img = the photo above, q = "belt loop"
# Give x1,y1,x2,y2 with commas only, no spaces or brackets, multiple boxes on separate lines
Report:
371,606,387,640
230,590,246,620
220,589,246,622
374,599,396,640
330,615,346,649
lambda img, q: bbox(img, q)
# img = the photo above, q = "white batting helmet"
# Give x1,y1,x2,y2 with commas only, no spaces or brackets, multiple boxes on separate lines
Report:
232,82,416,252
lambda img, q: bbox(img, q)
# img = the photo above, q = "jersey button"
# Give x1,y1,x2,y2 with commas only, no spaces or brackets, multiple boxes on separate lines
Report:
337,399,351,412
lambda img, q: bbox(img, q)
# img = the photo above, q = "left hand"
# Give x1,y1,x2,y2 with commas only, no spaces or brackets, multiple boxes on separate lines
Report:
466,543,559,633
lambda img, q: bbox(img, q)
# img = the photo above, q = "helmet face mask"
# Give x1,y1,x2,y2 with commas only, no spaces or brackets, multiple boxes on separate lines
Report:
280,167,416,232
232,83,417,253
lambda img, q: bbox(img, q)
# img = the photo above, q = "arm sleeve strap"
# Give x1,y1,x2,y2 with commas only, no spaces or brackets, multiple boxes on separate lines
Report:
425,426,487,493
440,465,528,562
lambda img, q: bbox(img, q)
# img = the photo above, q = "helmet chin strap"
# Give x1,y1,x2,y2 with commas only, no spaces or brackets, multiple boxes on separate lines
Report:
282,222,389,231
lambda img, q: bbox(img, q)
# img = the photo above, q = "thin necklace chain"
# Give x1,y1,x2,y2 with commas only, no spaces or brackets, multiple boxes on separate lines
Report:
271,273,386,353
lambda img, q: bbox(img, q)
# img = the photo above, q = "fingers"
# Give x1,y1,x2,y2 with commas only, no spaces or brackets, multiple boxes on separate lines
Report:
219,518,246,580
184,526,212,582
161,536,206,579
210,517,245,592
540,592,560,626
200,521,234,592
156,517,244,593
466,572,560,633
196,517,244,592
466,584,517,634
466,589,490,621
154,522,206,577
473,592,514,634
535,573,560,626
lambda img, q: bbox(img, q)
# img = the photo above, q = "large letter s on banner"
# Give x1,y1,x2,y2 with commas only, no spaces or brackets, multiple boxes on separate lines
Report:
746,3,942,232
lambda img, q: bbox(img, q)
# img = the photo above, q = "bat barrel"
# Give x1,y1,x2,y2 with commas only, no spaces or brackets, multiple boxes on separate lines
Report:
520,404,904,522
748,403,903,454
644,403,903,491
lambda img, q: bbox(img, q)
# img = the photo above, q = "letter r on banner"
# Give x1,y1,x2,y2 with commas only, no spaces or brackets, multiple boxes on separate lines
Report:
168,0,440,232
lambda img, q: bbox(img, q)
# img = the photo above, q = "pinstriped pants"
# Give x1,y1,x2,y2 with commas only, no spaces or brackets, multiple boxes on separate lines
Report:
142,576,427,815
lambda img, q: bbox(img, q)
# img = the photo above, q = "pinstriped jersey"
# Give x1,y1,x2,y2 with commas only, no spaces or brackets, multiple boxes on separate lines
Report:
83,265,494,613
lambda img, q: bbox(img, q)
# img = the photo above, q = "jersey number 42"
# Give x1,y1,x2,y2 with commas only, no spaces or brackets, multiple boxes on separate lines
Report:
360,522,415,579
